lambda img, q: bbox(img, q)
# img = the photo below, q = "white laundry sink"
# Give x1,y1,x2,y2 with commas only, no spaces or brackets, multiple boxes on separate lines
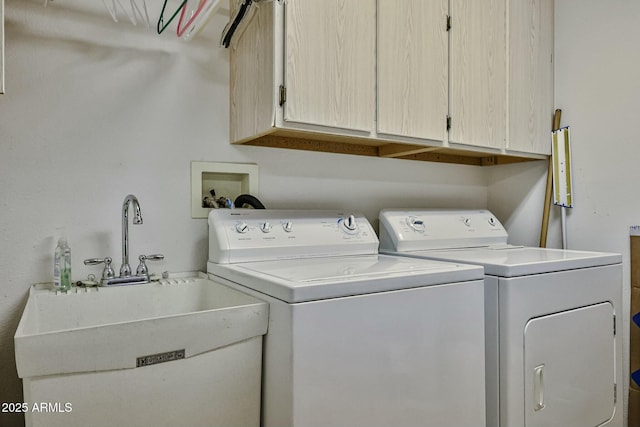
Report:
14,272,268,379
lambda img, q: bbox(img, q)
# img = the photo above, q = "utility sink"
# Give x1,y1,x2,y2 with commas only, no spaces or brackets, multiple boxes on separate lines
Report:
14,272,268,379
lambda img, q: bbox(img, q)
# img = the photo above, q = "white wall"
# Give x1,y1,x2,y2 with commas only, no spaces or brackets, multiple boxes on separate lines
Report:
0,1,489,425
489,1,640,422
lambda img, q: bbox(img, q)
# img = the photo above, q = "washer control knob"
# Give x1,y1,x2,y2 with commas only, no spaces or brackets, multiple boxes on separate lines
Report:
406,216,425,232
464,218,472,227
235,222,249,234
260,222,272,233
283,221,293,233
488,217,496,226
342,214,358,232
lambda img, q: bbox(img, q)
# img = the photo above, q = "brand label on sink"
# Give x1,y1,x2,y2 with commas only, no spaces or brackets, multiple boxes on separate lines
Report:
136,349,186,367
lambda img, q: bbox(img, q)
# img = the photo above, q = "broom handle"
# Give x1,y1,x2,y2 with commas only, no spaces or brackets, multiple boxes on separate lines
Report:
539,109,562,247
552,110,562,132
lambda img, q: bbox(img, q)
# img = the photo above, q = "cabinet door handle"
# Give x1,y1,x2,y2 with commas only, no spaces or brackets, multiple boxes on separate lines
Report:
534,364,545,411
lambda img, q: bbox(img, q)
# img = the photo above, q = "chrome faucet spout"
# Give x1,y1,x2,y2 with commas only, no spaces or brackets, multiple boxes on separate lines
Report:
121,194,142,277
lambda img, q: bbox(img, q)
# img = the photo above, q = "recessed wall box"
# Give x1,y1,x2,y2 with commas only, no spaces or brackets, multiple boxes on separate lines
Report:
191,161,259,218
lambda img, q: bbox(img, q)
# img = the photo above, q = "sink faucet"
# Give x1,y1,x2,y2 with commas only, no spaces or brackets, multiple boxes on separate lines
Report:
121,194,142,277
84,194,164,286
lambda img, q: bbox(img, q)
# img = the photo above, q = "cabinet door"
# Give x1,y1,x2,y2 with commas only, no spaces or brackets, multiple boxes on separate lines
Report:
508,0,554,155
283,0,375,133
449,0,506,149
377,0,448,142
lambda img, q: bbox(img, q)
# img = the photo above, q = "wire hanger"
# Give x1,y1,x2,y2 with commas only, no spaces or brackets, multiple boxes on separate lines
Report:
157,0,188,34
102,0,121,22
176,0,207,38
178,0,224,40
105,0,135,24
130,0,151,27
102,0,150,26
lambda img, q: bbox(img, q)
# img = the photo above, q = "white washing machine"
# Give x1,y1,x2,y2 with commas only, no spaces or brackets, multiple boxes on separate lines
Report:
207,209,487,427
379,209,623,427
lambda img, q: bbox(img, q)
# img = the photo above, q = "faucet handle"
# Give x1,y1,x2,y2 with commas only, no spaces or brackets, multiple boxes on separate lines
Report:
84,257,115,280
136,254,165,277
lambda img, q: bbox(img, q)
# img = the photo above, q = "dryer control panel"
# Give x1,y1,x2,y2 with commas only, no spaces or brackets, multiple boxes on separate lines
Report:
209,210,378,264
379,209,508,252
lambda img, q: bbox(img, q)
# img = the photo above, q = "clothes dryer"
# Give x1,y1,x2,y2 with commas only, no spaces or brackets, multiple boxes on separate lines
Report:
207,209,486,427
379,209,623,427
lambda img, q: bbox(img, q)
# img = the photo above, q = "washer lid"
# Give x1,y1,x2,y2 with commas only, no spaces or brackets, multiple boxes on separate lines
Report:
392,246,621,277
207,254,483,303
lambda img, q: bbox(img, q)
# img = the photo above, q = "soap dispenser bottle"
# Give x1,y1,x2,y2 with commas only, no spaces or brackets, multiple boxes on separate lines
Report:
53,237,72,291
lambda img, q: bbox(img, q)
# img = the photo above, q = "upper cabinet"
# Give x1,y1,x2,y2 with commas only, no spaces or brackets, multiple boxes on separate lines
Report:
284,0,375,133
377,0,448,144
230,0,376,144
229,0,553,166
449,0,506,150
508,0,554,155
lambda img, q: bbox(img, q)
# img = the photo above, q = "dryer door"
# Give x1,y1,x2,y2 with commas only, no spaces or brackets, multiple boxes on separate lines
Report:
524,302,616,427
